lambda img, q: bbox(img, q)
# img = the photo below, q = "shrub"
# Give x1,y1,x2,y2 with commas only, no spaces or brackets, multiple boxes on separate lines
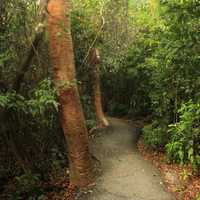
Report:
196,193,200,200
166,101,200,170
10,172,44,200
143,120,169,149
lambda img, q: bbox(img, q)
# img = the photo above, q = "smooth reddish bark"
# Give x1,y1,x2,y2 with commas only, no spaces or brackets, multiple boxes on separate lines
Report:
48,0,92,187
89,49,109,127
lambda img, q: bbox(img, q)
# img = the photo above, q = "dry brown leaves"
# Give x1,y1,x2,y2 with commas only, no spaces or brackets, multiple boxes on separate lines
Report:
42,169,76,200
138,139,200,200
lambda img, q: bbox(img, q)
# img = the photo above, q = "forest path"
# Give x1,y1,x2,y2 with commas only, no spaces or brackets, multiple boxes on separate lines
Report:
78,118,174,200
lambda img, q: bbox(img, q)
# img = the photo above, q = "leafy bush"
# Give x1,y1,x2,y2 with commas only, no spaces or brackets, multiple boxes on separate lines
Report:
0,79,66,177
0,79,58,113
143,120,169,149
166,101,200,170
15,172,41,194
146,0,200,120
196,193,200,200
8,172,44,200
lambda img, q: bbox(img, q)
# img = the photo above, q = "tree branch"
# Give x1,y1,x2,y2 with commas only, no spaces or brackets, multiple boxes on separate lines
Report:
13,31,44,92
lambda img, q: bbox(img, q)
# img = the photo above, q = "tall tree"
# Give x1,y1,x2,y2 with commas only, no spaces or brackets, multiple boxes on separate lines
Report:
89,49,109,127
48,0,92,187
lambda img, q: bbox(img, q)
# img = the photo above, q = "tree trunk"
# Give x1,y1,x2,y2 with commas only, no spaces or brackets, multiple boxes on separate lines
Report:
89,49,109,127
93,65,109,127
48,0,92,187
124,0,129,35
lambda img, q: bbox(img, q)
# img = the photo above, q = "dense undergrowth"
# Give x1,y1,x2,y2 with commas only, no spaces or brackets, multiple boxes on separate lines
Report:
138,1,200,172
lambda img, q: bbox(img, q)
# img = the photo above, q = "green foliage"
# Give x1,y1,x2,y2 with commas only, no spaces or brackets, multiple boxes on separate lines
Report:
71,7,98,124
27,79,59,117
1,0,200,197
196,193,200,200
141,0,200,170
14,172,43,198
147,0,200,119
132,0,200,172
0,79,58,113
143,120,169,149
166,101,200,170
0,78,65,179
0,0,39,84
80,95,96,127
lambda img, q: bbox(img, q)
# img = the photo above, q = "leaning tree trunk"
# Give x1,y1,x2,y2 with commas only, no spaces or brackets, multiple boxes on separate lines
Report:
89,49,109,127
48,0,92,187
93,65,109,127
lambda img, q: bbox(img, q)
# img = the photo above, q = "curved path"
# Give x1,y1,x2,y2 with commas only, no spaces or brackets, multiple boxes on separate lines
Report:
79,118,174,200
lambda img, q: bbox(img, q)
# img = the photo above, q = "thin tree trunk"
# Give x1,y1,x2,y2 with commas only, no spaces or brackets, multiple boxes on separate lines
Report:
89,49,109,127
124,0,129,36
13,32,43,92
48,0,92,187
93,65,109,127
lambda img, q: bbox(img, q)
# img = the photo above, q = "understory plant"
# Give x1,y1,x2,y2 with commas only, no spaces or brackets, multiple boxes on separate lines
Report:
143,119,169,150
0,79,66,176
166,101,200,170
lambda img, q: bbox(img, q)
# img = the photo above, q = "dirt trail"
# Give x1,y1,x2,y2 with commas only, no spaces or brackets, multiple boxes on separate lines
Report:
78,118,175,200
